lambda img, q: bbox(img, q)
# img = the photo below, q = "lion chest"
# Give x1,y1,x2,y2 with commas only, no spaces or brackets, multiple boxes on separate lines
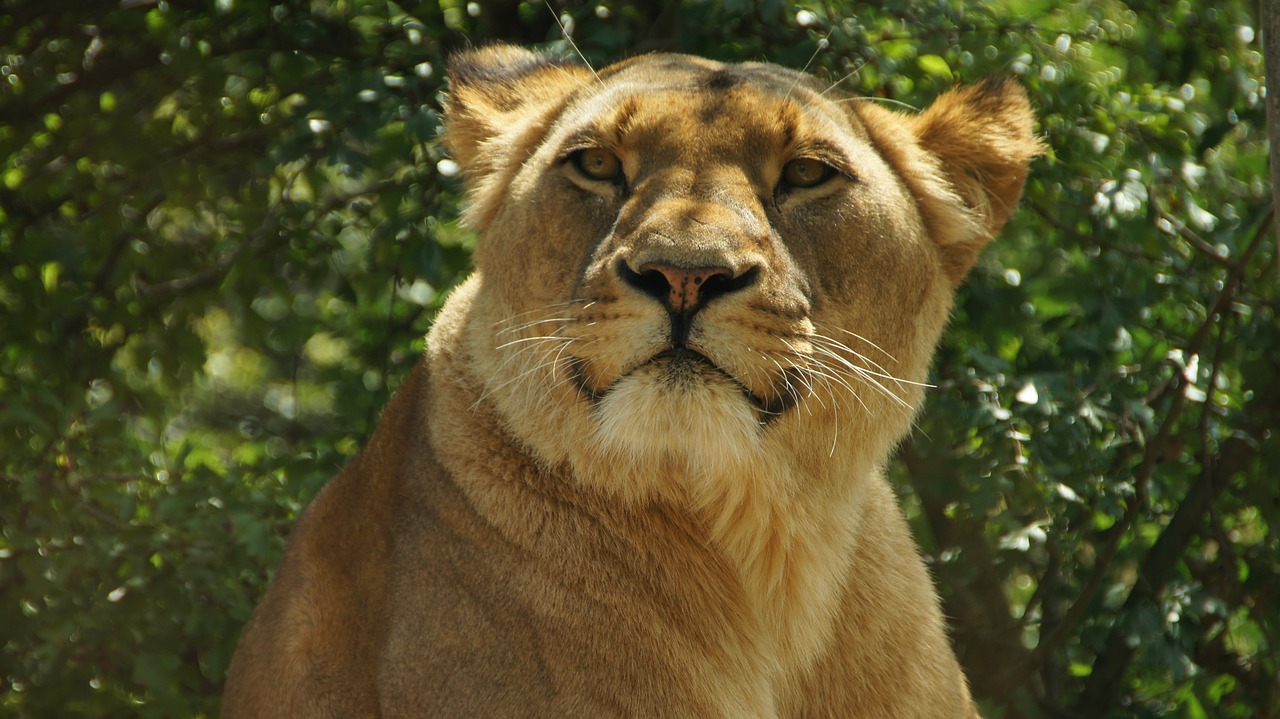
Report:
377,462,799,717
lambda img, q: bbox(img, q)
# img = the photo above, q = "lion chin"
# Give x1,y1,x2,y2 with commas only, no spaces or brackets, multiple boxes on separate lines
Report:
589,351,767,473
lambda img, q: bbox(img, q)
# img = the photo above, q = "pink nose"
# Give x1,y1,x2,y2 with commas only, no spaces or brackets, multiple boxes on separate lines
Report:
636,263,734,314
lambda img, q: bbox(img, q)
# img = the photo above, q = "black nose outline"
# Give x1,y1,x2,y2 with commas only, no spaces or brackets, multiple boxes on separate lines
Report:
617,259,760,345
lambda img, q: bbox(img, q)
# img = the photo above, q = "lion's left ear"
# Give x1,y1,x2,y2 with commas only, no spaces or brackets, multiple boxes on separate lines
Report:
910,79,1042,232
857,79,1043,283
908,79,1044,281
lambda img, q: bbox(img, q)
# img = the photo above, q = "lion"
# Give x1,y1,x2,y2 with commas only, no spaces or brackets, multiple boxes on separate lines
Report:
222,44,1041,718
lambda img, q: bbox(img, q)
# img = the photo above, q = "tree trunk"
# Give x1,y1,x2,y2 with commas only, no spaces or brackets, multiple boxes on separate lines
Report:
1262,1,1280,268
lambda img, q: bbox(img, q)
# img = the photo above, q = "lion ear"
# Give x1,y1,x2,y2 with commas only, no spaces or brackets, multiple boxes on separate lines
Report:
442,44,593,176
858,79,1043,283
906,79,1044,281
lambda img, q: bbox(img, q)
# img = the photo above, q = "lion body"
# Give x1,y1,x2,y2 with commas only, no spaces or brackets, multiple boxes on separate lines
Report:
223,45,1040,718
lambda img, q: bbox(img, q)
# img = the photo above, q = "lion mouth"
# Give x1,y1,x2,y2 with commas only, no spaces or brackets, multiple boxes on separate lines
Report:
567,350,800,422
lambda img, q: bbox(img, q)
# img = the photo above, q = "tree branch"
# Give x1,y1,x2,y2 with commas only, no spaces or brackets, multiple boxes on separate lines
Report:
990,210,1273,698
1074,432,1253,710
1071,214,1274,708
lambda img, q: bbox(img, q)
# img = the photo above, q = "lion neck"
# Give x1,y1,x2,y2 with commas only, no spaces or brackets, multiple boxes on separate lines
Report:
426,283,907,680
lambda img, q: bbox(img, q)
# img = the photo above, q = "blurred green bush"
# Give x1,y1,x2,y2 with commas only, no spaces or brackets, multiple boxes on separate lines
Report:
1,1,1275,717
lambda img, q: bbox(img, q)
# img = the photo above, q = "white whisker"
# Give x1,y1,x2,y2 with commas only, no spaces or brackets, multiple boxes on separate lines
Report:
816,58,866,99
777,338,856,399
787,365,827,414
808,337,930,389
493,299,592,329
474,292,613,414
803,363,868,413
495,317,576,337
813,325,898,361
546,1,600,83
832,95,921,113
785,27,835,102
775,328,925,417
490,334,567,376
807,345,911,408
475,349,566,410
798,361,860,399
495,334,578,350
800,364,845,456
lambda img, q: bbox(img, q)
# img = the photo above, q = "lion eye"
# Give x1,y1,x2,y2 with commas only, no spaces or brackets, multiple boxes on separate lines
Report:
781,157,833,189
571,148,623,182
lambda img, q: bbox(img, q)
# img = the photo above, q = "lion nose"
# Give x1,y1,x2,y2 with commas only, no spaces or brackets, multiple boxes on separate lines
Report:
620,261,758,315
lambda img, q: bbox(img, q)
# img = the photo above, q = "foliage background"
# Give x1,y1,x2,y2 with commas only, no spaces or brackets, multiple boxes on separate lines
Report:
1,0,1276,716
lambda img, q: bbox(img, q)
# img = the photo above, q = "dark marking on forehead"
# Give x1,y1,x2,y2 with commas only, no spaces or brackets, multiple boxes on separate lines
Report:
698,95,728,125
702,68,740,90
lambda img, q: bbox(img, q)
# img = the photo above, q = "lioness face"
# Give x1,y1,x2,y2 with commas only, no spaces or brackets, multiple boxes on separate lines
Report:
444,47,1037,500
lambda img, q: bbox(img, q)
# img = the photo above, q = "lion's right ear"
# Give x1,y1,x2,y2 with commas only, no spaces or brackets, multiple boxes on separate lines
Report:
442,45,593,176
855,79,1042,284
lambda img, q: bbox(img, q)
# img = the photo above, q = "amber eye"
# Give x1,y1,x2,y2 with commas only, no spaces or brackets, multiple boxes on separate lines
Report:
781,157,833,189
571,148,623,182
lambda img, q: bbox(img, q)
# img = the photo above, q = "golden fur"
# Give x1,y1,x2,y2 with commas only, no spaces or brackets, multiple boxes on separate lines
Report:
223,45,1041,718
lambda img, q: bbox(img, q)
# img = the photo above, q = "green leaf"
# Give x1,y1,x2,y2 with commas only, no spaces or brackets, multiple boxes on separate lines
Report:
917,54,953,80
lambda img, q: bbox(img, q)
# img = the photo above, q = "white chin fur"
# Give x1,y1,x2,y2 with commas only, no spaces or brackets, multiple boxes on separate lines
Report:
591,362,764,474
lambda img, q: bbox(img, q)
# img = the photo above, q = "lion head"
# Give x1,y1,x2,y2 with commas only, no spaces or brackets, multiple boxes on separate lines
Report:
438,45,1040,509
